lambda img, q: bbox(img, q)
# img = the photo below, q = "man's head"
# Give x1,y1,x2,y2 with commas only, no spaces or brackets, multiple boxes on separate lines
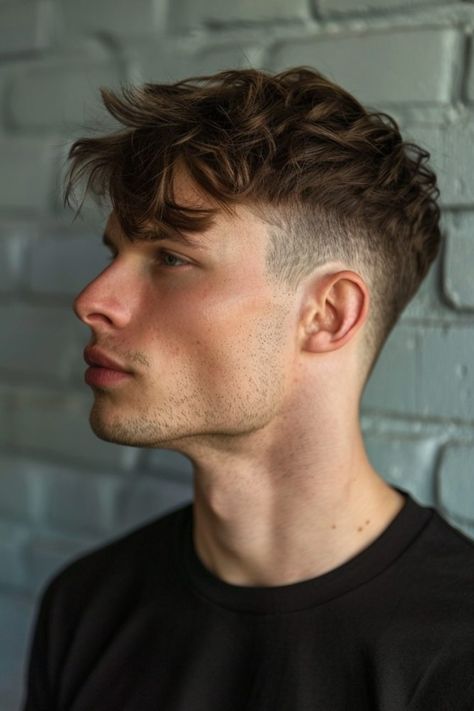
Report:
69,67,441,450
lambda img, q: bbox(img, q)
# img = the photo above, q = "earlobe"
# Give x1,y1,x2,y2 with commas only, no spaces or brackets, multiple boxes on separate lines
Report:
302,271,368,354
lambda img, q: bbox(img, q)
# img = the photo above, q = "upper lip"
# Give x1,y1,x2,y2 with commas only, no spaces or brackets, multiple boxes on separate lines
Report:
84,347,132,373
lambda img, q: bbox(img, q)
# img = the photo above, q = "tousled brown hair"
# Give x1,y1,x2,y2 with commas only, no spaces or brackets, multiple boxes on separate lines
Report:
63,66,441,384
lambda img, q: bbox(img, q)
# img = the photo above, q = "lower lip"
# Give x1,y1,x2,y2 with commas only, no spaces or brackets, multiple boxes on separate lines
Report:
85,366,133,387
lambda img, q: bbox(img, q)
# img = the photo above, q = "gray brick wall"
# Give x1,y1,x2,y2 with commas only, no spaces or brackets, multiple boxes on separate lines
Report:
1,1,474,708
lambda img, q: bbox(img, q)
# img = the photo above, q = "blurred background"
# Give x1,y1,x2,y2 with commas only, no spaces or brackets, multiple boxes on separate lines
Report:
1,0,474,708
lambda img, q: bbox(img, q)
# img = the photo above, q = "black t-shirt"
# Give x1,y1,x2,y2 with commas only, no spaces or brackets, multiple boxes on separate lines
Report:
22,487,474,710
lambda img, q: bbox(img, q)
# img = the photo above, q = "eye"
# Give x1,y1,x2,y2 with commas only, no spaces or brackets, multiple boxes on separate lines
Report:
156,250,188,268
104,249,189,269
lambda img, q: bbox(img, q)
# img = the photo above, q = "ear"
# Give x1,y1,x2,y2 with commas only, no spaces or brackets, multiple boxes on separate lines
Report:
299,270,370,354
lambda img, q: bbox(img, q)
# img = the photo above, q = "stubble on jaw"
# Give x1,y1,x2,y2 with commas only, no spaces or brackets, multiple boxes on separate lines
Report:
85,262,297,451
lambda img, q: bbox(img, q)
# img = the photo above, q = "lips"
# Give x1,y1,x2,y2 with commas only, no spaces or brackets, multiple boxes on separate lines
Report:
83,346,132,373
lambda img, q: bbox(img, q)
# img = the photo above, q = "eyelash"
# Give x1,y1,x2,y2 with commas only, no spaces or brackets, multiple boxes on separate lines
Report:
105,249,188,269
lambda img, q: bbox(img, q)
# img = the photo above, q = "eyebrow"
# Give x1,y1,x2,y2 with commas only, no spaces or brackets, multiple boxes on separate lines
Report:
101,229,209,251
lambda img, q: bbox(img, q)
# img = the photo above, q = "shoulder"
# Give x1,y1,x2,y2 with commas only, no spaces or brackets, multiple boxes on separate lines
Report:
371,510,474,708
418,510,474,581
24,502,192,706
377,507,474,655
396,508,474,615
371,505,474,648
40,500,191,616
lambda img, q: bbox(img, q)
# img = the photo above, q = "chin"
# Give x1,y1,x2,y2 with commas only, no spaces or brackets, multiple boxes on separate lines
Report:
89,410,125,444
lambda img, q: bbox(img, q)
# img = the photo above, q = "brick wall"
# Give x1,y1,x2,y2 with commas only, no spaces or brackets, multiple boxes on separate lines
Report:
1,0,474,707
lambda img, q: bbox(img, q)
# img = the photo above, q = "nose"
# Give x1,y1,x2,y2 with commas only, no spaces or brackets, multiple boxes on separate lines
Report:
73,267,131,330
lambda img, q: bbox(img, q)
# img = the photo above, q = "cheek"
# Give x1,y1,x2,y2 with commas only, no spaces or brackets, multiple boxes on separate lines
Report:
146,291,220,364
148,276,288,372
203,303,290,384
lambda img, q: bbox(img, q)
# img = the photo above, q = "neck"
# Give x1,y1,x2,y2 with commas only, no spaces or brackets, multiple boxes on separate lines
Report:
190,433,405,587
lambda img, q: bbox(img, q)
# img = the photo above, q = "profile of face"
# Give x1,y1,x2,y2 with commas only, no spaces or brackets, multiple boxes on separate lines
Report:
73,176,299,454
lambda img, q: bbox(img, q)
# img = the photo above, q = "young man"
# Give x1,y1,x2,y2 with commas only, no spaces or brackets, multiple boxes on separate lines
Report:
23,67,474,710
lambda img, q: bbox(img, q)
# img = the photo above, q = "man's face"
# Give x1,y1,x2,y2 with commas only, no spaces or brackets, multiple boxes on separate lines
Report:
73,179,297,453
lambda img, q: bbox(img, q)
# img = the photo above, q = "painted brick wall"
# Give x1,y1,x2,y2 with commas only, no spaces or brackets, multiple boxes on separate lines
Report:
1,0,474,707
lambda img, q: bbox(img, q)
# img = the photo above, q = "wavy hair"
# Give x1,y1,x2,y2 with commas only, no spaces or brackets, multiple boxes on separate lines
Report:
63,67,441,384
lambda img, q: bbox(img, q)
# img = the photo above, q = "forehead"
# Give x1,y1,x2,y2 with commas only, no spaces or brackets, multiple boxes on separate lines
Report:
105,168,271,252
105,166,209,242
172,164,211,209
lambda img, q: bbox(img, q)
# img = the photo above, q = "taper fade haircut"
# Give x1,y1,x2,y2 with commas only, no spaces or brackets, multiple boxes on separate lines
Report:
63,66,441,384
